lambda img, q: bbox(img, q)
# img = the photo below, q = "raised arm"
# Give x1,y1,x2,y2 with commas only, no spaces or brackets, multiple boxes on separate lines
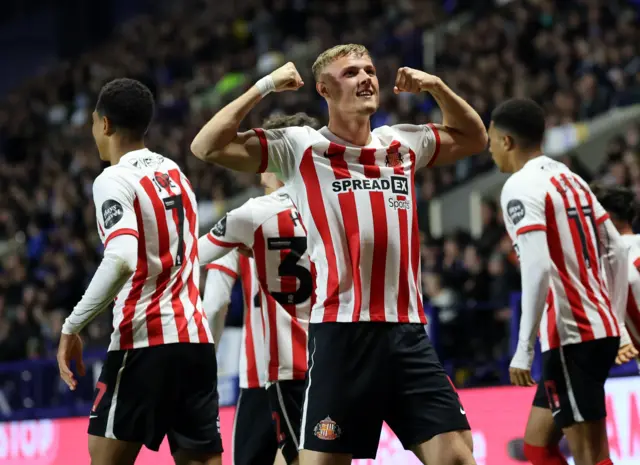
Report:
190,62,304,172
394,67,488,166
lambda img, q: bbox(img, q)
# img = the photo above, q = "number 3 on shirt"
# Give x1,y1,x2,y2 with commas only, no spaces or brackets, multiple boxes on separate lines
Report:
267,237,313,305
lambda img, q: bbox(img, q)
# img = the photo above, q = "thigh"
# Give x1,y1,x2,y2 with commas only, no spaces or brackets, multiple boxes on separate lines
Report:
384,325,470,450
267,380,306,465
88,435,142,465
542,338,618,429
167,343,223,456
299,323,387,460
234,388,278,465
88,348,169,451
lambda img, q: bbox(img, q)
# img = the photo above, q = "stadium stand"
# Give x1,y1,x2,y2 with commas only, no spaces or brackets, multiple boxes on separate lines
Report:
0,0,638,397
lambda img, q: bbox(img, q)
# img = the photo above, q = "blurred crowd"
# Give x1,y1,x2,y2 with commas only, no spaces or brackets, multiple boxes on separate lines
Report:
0,0,638,377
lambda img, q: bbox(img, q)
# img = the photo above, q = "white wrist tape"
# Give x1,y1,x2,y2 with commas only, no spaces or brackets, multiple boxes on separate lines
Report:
255,75,276,97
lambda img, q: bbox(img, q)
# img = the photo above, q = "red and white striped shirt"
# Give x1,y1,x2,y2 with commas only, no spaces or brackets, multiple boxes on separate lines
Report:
621,235,640,349
204,251,267,389
501,155,622,352
94,149,212,351
199,190,310,382
254,124,439,324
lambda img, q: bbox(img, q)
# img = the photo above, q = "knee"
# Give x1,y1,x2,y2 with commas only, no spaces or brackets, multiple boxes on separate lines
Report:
461,430,474,453
435,433,476,465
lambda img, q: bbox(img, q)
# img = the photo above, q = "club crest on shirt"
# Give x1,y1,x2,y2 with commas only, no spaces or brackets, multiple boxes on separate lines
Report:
385,151,403,167
314,417,342,441
506,199,526,225
211,215,227,237
153,172,173,191
102,199,124,229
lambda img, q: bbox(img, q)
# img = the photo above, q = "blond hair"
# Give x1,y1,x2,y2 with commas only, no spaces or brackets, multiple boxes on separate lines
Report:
311,44,370,81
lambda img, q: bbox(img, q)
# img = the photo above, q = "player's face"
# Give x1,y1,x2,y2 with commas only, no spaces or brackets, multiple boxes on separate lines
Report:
91,111,109,161
321,54,379,116
488,122,512,173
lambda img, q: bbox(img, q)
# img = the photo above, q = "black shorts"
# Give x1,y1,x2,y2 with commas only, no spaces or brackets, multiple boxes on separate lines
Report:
532,337,619,429
300,323,470,459
234,387,278,465
88,343,222,455
267,380,305,464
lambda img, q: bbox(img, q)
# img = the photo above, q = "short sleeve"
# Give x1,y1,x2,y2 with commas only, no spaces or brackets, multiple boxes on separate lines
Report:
93,171,139,248
500,178,546,238
391,123,441,169
252,126,312,181
205,202,256,249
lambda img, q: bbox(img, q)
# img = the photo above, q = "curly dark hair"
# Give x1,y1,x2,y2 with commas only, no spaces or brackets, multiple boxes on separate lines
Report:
491,98,546,149
590,182,638,226
95,78,155,139
262,112,321,130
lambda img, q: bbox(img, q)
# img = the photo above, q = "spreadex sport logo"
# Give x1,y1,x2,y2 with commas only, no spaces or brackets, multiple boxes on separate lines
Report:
332,175,411,210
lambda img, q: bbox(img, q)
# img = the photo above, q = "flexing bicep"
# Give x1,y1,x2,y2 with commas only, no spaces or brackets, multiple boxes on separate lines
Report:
194,131,265,173
428,123,488,167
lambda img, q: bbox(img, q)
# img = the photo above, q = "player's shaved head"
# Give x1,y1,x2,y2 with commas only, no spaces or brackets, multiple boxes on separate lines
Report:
590,183,638,226
491,98,546,150
262,112,320,130
312,44,370,81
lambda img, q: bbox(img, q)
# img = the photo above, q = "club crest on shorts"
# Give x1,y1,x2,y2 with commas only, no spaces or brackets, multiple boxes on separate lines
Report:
314,416,342,440
545,381,561,410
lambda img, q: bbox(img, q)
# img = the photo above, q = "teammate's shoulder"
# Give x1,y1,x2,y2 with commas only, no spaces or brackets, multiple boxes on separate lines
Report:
244,189,293,216
622,234,640,249
501,171,541,203
94,166,132,189
372,124,404,140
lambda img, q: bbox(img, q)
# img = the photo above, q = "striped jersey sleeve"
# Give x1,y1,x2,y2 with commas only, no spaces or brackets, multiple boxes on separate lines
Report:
252,125,315,181
389,123,441,169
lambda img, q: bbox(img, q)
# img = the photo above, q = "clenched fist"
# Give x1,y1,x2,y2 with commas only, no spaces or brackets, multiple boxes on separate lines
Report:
394,67,441,94
270,62,304,92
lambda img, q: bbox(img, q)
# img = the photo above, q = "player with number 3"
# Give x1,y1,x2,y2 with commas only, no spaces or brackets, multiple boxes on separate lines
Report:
199,113,319,465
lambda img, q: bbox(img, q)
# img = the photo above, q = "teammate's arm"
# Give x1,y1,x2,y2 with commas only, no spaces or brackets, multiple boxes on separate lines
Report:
394,67,488,166
198,204,255,265
619,265,640,365
510,230,551,383
501,181,549,386
597,219,635,351
190,62,303,172
203,252,241,347
58,173,139,390
62,173,140,334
